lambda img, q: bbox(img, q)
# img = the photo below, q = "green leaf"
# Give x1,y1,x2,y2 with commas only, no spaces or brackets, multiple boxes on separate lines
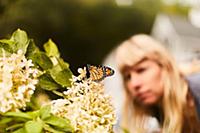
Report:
4,112,32,119
39,105,51,120
43,124,64,133
44,116,73,132
45,116,73,132
43,39,60,58
10,29,29,54
27,110,40,119
0,39,15,45
0,41,14,55
0,117,12,124
49,65,72,87
52,90,64,97
25,120,43,133
13,128,26,133
26,39,40,57
29,52,53,70
38,73,61,91
57,58,69,69
45,116,68,127
6,123,24,131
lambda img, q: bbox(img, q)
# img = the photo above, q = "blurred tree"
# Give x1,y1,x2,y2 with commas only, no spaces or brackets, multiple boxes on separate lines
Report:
0,0,189,73
162,3,189,15
0,0,19,15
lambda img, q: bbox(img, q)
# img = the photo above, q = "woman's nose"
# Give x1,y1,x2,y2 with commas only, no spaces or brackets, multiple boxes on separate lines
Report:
129,75,142,91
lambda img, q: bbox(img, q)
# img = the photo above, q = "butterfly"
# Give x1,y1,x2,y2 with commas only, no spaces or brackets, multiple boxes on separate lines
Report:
86,64,115,82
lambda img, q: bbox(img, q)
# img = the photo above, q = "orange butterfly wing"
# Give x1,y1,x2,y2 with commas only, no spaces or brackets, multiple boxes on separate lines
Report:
86,64,114,82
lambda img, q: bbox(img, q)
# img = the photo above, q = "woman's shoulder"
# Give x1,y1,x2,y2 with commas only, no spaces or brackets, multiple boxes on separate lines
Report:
186,72,200,94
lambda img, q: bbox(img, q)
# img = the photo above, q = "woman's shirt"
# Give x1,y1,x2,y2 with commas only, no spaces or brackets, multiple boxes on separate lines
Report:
187,73,200,119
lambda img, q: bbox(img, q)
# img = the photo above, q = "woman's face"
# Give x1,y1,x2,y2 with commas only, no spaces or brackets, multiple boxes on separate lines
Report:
123,59,164,106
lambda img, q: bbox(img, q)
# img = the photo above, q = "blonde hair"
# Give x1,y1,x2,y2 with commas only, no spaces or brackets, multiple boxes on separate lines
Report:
115,34,188,133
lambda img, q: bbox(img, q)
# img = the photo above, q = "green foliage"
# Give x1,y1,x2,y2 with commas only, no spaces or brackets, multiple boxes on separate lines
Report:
0,29,74,133
31,51,53,70
39,105,51,120
25,120,43,133
4,112,33,119
0,41,14,55
44,39,60,58
13,128,26,133
49,65,72,88
1,105,74,133
0,117,12,124
38,73,61,91
44,115,72,132
0,29,29,55
25,39,40,57
43,39,72,87
10,29,29,54
0,29,72,89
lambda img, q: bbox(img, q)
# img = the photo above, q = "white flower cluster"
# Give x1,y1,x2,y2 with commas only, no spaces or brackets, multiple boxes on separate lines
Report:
0,50,39,113
51,68,116,133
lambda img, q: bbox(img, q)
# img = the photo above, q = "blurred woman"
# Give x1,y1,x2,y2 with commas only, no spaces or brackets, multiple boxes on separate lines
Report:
115,34,200,133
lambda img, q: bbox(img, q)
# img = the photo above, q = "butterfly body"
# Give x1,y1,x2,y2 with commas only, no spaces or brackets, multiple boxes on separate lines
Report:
86,64,114,82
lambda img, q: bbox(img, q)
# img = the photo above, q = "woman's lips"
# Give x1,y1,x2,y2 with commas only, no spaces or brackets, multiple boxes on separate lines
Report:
137,92,151,101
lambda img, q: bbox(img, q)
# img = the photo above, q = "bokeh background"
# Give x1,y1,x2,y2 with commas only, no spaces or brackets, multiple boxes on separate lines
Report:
1,1,200,132
0,0,194,74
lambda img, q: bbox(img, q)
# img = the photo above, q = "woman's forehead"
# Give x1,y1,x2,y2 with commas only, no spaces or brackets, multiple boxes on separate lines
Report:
121,58,148,72
122,58,161,73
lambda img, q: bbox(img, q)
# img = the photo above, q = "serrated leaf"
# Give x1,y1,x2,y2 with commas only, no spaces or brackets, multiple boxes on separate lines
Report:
44,116,73,132
25,120,43,133
43,39,60,58
29,52,53,70
38,73,61,91
10,29,29,54
39,105,51,120
4,112,32,119
49,65,72,87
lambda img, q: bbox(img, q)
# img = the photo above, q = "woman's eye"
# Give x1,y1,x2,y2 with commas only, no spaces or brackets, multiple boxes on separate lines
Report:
136,68,146,73
123,73,131,81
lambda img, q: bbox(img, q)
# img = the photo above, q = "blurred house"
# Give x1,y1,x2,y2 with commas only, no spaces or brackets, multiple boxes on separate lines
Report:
151,13,200,75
